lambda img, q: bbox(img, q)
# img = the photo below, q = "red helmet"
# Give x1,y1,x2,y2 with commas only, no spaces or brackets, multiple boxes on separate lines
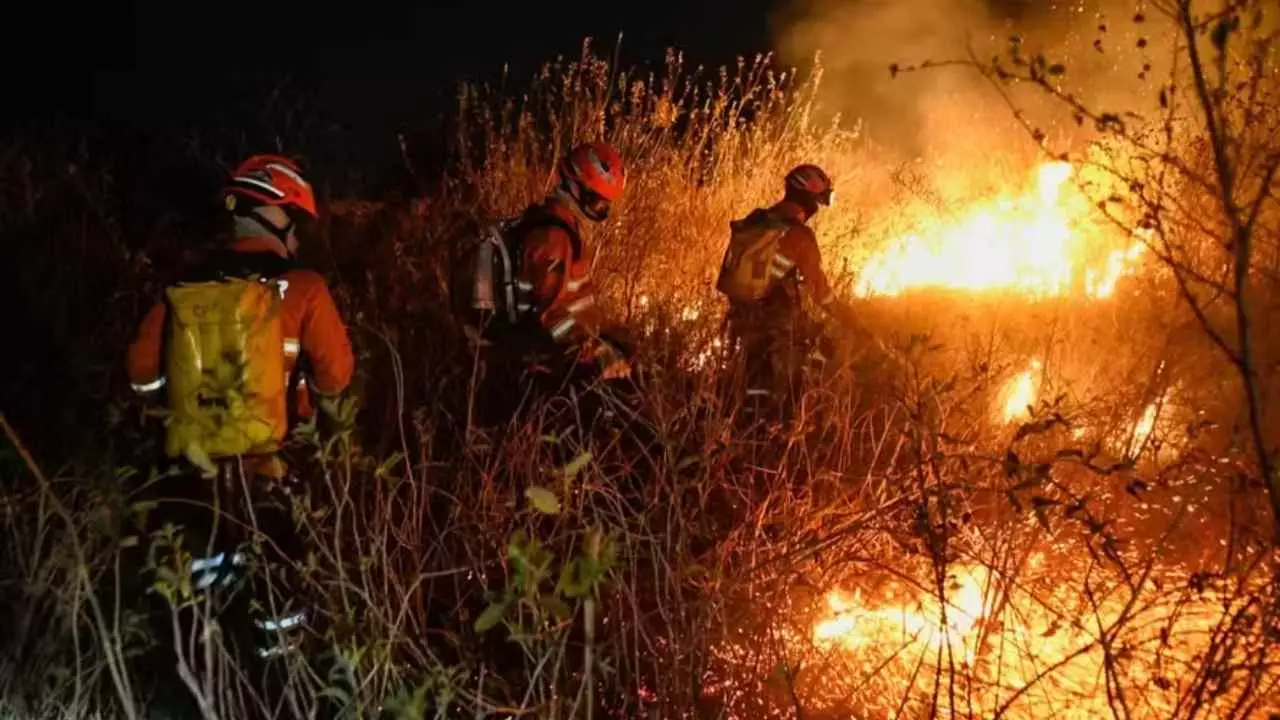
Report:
558,141,626,220
784,164,834,207
223,154,318,218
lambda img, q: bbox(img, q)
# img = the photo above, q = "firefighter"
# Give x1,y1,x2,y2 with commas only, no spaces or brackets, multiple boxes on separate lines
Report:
125,154,354,668
465,141,632,429
716,163,856,422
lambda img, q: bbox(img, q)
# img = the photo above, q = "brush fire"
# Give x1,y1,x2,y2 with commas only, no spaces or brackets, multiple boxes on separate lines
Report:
854,161,1145,300
691,147,1278,718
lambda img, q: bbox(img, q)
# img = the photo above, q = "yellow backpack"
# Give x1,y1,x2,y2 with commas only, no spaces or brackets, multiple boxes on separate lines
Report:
715,210,795,302
163,274,288,463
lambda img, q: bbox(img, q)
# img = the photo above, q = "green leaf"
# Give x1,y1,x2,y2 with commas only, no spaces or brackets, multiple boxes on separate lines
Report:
374,452,405,479
474,599,509,632
557,558,591,598
543,595,573,620
119,535,139,549
525,486,561,515
562,452,592,480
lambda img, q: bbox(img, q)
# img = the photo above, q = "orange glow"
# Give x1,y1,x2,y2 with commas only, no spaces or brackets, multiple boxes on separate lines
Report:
854,162,1145,299
1000,358,1041,423
815,565,990,663
798,558,1247,719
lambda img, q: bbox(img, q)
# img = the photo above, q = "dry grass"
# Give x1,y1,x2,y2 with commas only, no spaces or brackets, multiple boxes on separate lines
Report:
0,38,1277,720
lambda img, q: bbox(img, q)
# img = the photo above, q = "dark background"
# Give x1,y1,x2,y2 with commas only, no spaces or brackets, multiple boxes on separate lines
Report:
5,1,783,193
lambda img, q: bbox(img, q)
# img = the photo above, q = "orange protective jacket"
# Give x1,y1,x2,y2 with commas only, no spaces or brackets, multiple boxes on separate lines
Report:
759,199,836,310
511,197,612,364
126,236,355,421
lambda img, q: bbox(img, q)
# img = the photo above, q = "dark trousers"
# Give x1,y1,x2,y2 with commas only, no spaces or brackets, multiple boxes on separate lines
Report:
465,318,594,429
140,458,313,714
726,301,829,424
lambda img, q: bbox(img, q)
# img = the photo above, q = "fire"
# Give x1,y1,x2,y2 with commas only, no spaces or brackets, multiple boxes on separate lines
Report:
1130,401,1159,454
855,161,1145,298
1001,358,1041,423
799,558,1253,719
815,565,990,662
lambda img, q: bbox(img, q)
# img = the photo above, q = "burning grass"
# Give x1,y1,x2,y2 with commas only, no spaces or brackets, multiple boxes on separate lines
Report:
0,34,1279,720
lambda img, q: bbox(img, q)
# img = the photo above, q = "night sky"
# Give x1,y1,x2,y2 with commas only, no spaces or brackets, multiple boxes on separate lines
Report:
7,1,781,190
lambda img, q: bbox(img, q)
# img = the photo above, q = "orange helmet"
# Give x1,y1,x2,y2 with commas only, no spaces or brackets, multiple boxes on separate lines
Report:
558,141,626,220
784,164,834,207
223,154,318,218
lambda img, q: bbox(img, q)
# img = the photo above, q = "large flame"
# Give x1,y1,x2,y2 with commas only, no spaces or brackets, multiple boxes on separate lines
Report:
855,162,1145,298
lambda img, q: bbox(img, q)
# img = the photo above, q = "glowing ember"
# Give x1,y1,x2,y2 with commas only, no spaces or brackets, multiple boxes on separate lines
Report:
1001,358,1041,423
855,161,1144,298
797,558,1252,719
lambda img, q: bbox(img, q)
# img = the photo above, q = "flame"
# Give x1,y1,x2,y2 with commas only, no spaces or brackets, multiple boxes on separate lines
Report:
1000,358,1041,423
798,558,1243,719
1130,401,1159,454
815,566,990,663
855,162,1144,298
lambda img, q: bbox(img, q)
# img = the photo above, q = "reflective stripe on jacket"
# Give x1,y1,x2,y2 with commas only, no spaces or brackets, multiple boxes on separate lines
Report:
512,198,607,353
761,200,836,309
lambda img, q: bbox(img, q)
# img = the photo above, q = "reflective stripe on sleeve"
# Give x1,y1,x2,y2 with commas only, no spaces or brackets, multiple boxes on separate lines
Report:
551,317,577,339
131,377,166,393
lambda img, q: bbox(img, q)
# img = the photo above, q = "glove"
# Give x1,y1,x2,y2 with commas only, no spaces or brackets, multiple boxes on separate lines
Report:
601,356,633,381
587,328,636,381
592,339,632,380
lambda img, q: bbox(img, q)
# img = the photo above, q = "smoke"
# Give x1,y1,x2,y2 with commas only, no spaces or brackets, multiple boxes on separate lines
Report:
772,0,1171,177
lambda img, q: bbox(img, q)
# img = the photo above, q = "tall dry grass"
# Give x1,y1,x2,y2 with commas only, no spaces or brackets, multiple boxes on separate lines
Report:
0,38,1277,719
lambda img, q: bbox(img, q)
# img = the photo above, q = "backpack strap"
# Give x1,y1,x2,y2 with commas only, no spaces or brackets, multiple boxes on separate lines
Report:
511,203,583,261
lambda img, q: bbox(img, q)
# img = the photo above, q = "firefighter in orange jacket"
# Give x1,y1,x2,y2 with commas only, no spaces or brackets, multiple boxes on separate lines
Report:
125,154,354,665
467,141,631,429
127,156,355,437
513,142,631,370
722,164,853,419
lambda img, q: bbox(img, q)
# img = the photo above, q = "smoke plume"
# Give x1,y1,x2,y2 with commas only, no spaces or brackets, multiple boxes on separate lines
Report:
771,0,1171,175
